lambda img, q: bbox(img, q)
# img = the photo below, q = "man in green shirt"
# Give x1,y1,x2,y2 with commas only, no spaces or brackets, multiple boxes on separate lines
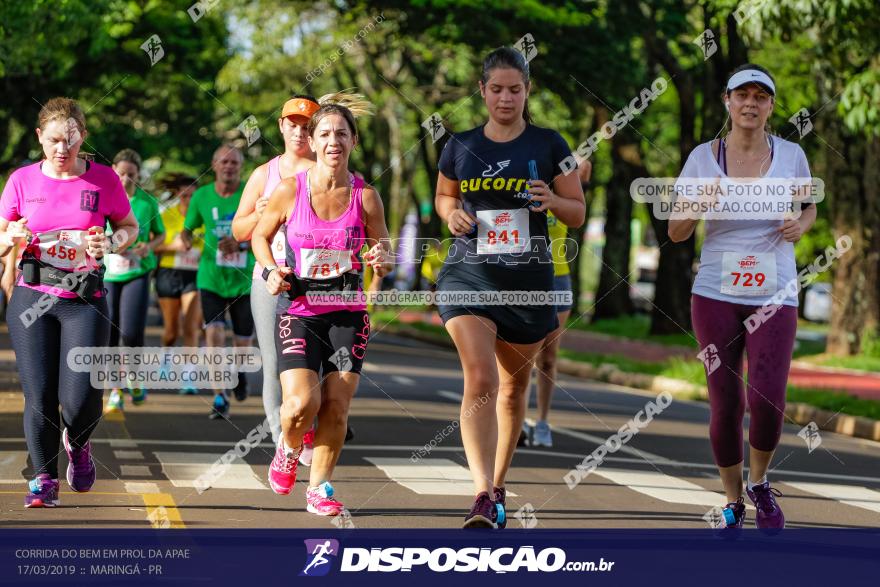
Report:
181,144,255,419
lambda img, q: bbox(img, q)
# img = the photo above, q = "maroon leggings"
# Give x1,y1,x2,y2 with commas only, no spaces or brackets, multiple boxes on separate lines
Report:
691,294,798,468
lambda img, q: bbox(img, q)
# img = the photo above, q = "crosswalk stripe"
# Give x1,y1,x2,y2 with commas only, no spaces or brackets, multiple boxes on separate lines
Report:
120,465,152,477
391,375,417,386
785,481,880,515
0,451,27,484
552,426,671,463
125,482,160,494
590,468,729,508
153,452,268,491
365,457,517,496
114,450,144,460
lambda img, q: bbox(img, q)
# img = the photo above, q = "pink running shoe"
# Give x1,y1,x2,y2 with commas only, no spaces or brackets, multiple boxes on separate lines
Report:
299,428,315,467
268,440,301,495
306,481,344,516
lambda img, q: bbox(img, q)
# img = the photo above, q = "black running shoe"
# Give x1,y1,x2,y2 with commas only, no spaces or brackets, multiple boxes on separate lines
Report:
232,373,248,402
462,491,497,529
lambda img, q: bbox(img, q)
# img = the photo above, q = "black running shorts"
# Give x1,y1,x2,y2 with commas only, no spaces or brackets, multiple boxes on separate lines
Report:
275,310,370,375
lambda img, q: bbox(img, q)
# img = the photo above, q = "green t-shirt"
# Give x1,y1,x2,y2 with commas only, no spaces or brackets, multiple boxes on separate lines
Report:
105,188,164,283
184,182,254,297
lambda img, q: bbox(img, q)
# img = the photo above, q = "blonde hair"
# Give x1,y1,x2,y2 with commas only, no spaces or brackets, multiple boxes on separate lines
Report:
317,90,374,118
38,97,86,133
309,90,374,140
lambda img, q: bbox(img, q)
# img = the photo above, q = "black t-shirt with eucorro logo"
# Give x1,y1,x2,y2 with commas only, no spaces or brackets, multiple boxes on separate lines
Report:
437,123,573,283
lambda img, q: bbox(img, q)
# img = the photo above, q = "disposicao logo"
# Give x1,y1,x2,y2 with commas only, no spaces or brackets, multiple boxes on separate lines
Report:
300,539,340,577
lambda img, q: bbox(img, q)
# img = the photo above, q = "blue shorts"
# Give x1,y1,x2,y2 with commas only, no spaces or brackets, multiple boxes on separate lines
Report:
553,273,573,313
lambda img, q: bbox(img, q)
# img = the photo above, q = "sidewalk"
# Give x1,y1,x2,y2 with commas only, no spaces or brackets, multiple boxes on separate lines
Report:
395,311,880,400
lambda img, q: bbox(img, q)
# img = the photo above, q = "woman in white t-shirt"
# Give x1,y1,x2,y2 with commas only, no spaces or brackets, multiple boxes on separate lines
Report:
669,64,817,532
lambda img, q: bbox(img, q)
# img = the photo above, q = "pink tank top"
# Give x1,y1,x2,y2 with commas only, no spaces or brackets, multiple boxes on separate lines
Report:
0,161,131,299
284,169,366,316
253,156,289,279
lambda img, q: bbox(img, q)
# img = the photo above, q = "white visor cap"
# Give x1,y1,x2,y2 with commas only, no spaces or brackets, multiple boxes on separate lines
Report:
726,69,775,96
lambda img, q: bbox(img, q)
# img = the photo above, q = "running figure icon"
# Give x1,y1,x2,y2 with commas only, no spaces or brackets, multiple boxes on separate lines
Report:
302,540,336,575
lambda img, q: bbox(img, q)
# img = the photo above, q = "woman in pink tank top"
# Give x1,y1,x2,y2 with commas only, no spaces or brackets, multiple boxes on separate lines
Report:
252,96,391,518
232,94,320,447
0,97,138,508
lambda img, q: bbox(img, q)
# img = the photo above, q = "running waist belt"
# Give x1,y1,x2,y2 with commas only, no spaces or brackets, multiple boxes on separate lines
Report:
285,270,361,300
20,256,105,298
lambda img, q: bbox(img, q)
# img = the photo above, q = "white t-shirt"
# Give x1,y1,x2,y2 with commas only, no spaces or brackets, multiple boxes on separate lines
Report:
676,136,811,307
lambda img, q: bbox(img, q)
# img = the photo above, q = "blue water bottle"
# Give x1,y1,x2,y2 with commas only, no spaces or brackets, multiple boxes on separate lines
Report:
527,159,540,208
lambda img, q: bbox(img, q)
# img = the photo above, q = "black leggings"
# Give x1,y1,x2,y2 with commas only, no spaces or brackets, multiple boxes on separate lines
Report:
7,286,110,478
105,273,151,347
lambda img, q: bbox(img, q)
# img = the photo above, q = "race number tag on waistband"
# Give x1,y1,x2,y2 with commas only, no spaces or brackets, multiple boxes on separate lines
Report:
216,250,247,268
34,230,91,271
173,249,200,270
476,209,529,255
106,252,142,275
720,253,777,296
271,228,287,262
299,248,353,280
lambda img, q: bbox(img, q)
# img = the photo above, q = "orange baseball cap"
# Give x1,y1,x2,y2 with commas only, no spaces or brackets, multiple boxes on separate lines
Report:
281,97,320,120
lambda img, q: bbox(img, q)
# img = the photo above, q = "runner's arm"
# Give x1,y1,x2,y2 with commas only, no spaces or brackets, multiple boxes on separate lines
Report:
435,172,476,236
545,170,585,227
232,163,268,242
252,176,296,270
180,194,204,250
0,217,30,258
668,217,699,242
145,230,166,255
362,186,392,277
108,211,139,253
0,245,15,300
780,202,816,243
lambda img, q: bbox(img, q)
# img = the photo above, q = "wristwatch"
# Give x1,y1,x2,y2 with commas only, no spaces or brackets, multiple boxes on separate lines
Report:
262,265,278,281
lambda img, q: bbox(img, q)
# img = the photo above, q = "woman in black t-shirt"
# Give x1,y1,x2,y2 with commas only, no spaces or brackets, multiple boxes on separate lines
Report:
435,47,585,528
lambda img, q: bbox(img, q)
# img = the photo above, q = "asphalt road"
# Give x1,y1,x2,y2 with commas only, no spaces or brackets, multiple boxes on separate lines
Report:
1,328,879,530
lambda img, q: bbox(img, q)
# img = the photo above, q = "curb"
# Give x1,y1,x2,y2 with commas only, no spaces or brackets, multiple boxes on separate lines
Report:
378,322,880,443
791,359,880,379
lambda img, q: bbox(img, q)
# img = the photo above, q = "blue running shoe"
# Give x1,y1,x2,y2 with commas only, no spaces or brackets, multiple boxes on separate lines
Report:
493,486,507,529
532,420,553,447
209,393,230,420
105,389,124,413
25,474,60,508
129,387,147,406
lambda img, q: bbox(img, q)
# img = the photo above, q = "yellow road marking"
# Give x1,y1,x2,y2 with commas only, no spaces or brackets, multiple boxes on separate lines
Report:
101,402,186,528
142,493,186,529
102,408,125,422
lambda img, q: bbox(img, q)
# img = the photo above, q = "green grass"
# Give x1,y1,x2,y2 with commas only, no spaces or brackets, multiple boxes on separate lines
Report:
787,387,880,421
792,338,827,359
799,355,880,373
566,314,699,349
557,348,666,377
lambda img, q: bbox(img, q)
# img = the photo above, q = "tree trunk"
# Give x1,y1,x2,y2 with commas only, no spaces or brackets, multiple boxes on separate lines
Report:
826,129,880,355
641,17,700,334
591,127,638,321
